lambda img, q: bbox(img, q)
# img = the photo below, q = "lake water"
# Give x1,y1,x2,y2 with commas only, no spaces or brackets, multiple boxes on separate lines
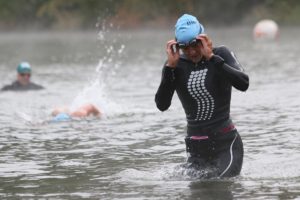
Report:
0,27,300,199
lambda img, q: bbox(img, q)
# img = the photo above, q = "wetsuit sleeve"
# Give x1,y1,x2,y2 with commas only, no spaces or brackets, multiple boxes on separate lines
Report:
210,46,249,91
1,85,11,91
31,83,44,90
1,86,7,91
155,65,176,111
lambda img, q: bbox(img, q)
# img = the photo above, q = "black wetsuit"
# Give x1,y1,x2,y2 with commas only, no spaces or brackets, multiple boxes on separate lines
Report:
155,46,249,178
1,81,44,91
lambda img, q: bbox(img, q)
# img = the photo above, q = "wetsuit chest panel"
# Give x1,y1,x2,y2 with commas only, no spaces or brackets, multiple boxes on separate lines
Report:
175,58,231,128
187,68,215,121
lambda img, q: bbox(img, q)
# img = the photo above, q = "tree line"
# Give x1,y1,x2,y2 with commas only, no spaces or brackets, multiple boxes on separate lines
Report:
0,0,299,30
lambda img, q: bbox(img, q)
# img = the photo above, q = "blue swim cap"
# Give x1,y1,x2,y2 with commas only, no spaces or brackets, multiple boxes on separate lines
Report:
17,62,31,74
52,113,71,122
175,14,205,44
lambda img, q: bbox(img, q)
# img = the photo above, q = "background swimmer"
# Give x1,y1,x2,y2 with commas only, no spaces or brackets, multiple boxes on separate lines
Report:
1,62,44,91
52,103,101,121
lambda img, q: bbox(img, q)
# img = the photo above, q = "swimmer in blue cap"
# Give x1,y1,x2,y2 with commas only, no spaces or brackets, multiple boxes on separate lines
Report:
1,62,44,91
155,14,249,178
52,103,101,122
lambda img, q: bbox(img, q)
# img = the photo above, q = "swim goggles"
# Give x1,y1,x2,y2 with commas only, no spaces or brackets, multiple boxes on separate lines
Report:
176,38,200,49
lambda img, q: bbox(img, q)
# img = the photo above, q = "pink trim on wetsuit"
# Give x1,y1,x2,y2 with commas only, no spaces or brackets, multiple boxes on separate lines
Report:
190,136,209,140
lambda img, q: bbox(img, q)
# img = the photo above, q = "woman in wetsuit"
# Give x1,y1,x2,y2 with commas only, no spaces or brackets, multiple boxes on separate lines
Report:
155,14,249,178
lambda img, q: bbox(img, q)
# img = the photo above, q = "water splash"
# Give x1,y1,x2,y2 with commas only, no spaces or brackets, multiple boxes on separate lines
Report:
115,163,220,184
70,22,126,117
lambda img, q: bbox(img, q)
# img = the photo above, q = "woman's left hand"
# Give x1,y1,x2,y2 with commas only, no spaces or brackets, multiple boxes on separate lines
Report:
197,34,214,60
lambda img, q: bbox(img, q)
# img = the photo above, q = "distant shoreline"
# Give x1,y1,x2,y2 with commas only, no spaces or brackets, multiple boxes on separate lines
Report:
1,1,300,31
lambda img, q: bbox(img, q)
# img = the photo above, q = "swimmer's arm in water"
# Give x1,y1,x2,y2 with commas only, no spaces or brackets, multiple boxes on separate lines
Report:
52,104,101,119
70,104,101,118
155,62,176,111
210,46,249,91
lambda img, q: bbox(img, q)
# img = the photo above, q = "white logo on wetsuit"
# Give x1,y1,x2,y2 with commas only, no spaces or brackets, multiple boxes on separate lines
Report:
187,69,215,121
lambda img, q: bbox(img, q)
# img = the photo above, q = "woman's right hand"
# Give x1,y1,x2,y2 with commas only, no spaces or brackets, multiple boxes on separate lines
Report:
166,40,180,68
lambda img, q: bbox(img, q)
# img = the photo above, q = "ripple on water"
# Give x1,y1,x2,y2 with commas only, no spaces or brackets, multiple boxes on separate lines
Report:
1,29,300,199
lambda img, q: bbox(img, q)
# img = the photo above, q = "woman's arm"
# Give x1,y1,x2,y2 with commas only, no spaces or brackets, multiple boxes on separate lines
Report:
155,66,176,111
211,46,249,91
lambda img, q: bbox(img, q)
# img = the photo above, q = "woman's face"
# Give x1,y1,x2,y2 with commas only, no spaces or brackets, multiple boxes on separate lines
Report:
179,40,203,63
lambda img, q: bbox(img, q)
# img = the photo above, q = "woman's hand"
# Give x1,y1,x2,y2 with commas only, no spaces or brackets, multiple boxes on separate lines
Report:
197,34,214,60
166,39,180,68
